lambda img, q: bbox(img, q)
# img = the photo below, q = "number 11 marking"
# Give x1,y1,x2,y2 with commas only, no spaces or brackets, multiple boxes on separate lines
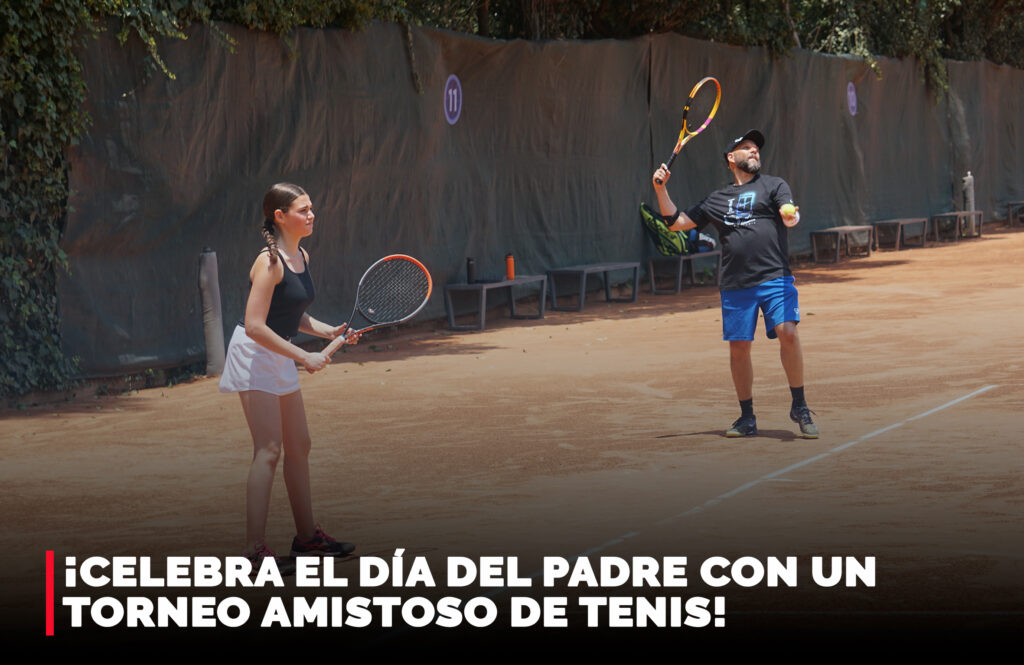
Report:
444,74,463,125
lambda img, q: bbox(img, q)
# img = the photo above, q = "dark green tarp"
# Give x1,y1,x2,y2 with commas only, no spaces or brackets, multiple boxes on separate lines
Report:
61,24,1024,375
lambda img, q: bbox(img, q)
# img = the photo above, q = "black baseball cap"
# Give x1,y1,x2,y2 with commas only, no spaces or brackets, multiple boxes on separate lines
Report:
724,130,765,158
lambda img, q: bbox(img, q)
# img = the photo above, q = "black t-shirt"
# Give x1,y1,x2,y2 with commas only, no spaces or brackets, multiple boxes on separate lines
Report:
685,174,794,291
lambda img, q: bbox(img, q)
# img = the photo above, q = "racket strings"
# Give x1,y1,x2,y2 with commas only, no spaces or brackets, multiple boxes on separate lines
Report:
356,259,430,323
683,78,721,137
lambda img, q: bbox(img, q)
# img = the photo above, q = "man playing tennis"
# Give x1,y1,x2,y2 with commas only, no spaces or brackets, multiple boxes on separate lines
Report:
652,129,818,438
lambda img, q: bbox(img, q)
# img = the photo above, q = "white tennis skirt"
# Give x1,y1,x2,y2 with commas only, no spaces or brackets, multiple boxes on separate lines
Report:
219,325,300,396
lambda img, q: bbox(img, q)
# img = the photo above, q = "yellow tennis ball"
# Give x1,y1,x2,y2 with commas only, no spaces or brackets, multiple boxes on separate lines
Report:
781,204,796,217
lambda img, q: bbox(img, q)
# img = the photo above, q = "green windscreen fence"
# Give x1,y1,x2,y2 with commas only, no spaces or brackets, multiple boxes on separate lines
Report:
61,23,1024,375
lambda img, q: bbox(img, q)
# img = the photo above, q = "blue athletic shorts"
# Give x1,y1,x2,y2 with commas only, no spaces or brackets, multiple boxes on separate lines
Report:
720,276,800,341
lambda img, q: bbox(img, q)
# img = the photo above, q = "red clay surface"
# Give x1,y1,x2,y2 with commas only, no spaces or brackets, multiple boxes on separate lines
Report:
3,226,1022,648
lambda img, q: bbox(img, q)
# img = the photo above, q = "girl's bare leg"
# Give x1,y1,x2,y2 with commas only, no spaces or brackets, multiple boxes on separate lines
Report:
279,389,316,541
239,390,284,551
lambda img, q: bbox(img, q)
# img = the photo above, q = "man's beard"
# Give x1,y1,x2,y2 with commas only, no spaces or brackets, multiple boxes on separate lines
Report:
737,156,761,174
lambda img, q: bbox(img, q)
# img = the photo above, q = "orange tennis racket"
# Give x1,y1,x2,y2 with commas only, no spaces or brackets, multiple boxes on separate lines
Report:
655,76,722,184
324,254,432,357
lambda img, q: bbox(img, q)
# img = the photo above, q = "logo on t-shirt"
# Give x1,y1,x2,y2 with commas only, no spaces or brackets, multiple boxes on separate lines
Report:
725,192,757,226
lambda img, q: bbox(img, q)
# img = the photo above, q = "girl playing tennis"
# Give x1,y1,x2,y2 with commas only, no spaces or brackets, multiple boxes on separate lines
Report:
219,183,359,568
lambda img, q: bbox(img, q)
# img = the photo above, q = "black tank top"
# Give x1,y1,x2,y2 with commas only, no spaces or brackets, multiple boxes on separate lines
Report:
241,249,315,339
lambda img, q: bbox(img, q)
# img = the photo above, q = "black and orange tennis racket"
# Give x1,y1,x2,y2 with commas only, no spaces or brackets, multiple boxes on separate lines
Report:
655,76,722,184
324,254,432,356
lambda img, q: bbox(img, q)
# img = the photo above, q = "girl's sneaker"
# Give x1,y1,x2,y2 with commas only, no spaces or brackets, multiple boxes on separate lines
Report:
245,541,296,576
291,526,355,557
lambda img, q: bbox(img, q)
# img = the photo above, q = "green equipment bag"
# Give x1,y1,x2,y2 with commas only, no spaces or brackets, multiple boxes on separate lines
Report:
639,202,694,256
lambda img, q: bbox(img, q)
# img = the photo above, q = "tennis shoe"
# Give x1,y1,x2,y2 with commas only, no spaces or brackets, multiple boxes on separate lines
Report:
291,526,356,558
245,542,296,576
790,405,819,439
725,414,758,437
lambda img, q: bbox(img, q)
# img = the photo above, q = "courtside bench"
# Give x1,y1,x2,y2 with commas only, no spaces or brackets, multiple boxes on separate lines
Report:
546,262,640,311
873,218,928,250
809,225,873,263
1007,201,1024,227
930,211,983,242
648,250,723,294
444,275,547,331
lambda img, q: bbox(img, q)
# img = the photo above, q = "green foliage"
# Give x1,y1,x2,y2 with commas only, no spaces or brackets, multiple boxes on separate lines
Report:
943,0,1024,69
1,0,91,396
456,1,1024,90
852,0,958,91
91,0,193,78
214,0,378,32
682,1,800,54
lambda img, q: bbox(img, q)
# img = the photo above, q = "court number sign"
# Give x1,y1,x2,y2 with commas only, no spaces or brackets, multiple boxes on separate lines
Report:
444,74,463,125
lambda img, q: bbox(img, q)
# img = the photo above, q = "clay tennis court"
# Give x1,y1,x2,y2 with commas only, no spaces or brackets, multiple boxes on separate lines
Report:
3,227,1022,648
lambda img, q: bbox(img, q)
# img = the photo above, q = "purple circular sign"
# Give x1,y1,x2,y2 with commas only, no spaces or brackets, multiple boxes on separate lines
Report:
847,82,857,116
444,74,462,125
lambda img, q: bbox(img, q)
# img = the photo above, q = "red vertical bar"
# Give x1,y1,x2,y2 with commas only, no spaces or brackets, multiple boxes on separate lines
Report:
45,550,54,636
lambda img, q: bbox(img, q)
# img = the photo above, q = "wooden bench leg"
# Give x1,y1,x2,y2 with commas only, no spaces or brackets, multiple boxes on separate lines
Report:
549,272,588,311
445,288,489,331
506,285,517,319
604,266,639,302
685,253,723,285
509,281,547,320
477,289,486,329
445,289,456,329
649,258,685,295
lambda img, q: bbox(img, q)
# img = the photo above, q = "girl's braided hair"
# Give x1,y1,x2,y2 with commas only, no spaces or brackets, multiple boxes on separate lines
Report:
260,183,307,264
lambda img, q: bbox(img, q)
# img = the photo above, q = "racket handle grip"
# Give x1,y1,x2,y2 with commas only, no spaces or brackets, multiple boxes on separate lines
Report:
654,153,679,185
324,334,346,358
